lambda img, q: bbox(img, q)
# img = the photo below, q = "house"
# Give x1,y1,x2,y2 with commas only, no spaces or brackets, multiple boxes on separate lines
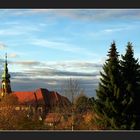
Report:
12,88,71,114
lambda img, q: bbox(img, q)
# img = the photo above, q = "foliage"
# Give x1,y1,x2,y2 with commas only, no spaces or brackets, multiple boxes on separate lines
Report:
94,42,140,130
120,42,140,129
75,94,94,114
94,42,125,129
0,94,46,130
0,94,19,106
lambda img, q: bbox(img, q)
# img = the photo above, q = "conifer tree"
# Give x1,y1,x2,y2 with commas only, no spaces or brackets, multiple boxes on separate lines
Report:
94,42,124,129
120,42,140,129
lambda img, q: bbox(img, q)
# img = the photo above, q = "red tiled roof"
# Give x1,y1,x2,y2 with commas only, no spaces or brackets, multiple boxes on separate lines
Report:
48,91,71,107
12,91,37,105
35,88,44,101
35,88,50,105
12,88,71,108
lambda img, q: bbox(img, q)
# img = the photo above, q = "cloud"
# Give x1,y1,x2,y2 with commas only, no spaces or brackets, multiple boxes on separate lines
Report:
6,64,100,97
87,25,135,40
9,60,103,73
104,28,124,33
62,61,102,69
10,61,42,67
0,42,6,49
7,59,103,77
7,60,101,84
16,9,140,21
31,39,73,51
45,61,102,73
0,24,41,37
10,68,100,79
2,9,140,21
16,9,138,21
8,53,19,58
103,25,134,33
0,59,102,97
10,76,98,97
3,59,103,97
49,9,140,21
30,38,96,57
0,29,22,36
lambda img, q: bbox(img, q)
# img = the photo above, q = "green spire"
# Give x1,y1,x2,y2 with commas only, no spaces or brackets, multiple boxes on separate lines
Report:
2,53,10,80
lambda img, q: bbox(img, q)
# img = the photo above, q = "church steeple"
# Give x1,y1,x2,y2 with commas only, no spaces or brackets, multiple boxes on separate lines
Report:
1,53,12,97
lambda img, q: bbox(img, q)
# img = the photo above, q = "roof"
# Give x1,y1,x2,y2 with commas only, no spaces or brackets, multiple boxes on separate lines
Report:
48,91,71,107
12,88,71,108
12,88,48,106
12,91,37,106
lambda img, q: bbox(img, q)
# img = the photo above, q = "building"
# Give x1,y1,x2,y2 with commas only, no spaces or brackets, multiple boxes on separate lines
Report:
0,54,71,117
1,53,12,97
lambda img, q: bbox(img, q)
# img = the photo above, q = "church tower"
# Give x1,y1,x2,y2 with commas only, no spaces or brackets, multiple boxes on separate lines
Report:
1,53,12,97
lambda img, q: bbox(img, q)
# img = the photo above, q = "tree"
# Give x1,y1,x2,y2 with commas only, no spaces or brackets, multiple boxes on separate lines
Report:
0,94,25,129
120,42,140,129
61,78,83,130
0,94,46,130
61,78,82,104
94,42,124,129
0,94,19,105
75,94,91,114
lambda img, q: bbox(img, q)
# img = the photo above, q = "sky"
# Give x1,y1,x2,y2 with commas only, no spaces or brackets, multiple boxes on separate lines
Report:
1,9,140,97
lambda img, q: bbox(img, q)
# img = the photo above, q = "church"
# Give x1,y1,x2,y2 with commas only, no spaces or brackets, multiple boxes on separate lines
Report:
0,54,71,116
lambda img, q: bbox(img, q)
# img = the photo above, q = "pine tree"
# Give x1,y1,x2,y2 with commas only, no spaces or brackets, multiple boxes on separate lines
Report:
94,42,124,129
120,42,140,129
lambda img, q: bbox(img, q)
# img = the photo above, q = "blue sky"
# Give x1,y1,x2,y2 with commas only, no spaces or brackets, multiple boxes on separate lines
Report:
1,9,140,97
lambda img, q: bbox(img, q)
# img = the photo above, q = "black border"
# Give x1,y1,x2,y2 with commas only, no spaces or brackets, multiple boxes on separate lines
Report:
1,0,140,140
0,0,140,8
0,131,140,140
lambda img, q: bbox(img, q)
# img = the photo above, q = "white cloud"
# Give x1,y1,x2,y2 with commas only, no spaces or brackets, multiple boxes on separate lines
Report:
0,42,6,50
47,81,57,85
10,60,42,67
44,60,102,73
8,9,140,21
9,59,103,72
30,38,97,57
8,60,101,86
0,24,41,37
103,26,133,33
5,58,102,97
2,9,140,21
88,25,133,40
0,28,23,36
8,53,19,58
103,28,123,33
19,9,140,21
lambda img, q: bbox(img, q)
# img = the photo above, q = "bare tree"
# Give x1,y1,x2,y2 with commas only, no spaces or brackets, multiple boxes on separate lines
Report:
61,78,84,130
61,78,83,104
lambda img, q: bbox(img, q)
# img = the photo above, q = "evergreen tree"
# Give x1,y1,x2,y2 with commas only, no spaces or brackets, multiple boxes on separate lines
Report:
94,42,124,129
120,42,140,129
